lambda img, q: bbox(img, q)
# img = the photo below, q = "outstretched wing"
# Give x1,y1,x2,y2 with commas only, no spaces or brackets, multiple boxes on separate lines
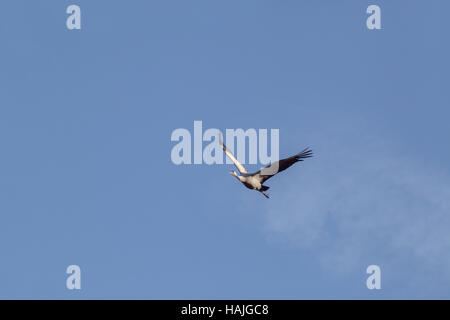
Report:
256,148,313,183
219,133,248,174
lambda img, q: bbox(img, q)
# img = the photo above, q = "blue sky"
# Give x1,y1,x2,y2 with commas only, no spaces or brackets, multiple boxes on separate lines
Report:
0,0,449,299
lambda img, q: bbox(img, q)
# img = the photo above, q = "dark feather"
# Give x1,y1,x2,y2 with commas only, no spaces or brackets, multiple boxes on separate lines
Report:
257,148,313,183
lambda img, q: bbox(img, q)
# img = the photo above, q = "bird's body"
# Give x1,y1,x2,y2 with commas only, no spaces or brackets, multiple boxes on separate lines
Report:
232,173,263,190
220,134,312,198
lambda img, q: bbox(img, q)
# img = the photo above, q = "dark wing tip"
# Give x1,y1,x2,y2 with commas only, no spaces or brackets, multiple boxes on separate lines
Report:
296,147,313,160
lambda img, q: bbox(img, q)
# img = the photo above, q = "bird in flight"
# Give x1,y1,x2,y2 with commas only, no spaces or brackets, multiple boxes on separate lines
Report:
219,134,313,198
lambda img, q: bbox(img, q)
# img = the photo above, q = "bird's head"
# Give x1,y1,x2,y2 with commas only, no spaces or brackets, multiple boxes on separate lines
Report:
229,170,238,177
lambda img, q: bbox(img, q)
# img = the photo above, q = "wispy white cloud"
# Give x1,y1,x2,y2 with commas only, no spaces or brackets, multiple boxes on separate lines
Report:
262,130,450,282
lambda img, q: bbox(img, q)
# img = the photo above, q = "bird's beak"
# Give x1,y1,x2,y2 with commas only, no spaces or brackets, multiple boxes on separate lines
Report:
229,171,234,175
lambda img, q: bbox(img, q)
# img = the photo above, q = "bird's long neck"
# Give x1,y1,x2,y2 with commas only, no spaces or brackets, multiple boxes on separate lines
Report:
234,174,245,182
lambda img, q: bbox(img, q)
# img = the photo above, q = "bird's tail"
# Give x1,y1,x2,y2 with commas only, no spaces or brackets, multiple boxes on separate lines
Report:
260,185,270,191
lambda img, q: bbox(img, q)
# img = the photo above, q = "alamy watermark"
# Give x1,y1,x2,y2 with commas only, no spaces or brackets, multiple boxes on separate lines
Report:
366,265,381,290
66,265,81,290
170,121,280,166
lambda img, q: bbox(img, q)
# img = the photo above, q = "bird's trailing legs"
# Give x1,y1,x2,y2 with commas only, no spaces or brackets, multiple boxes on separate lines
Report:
260,191,270,199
